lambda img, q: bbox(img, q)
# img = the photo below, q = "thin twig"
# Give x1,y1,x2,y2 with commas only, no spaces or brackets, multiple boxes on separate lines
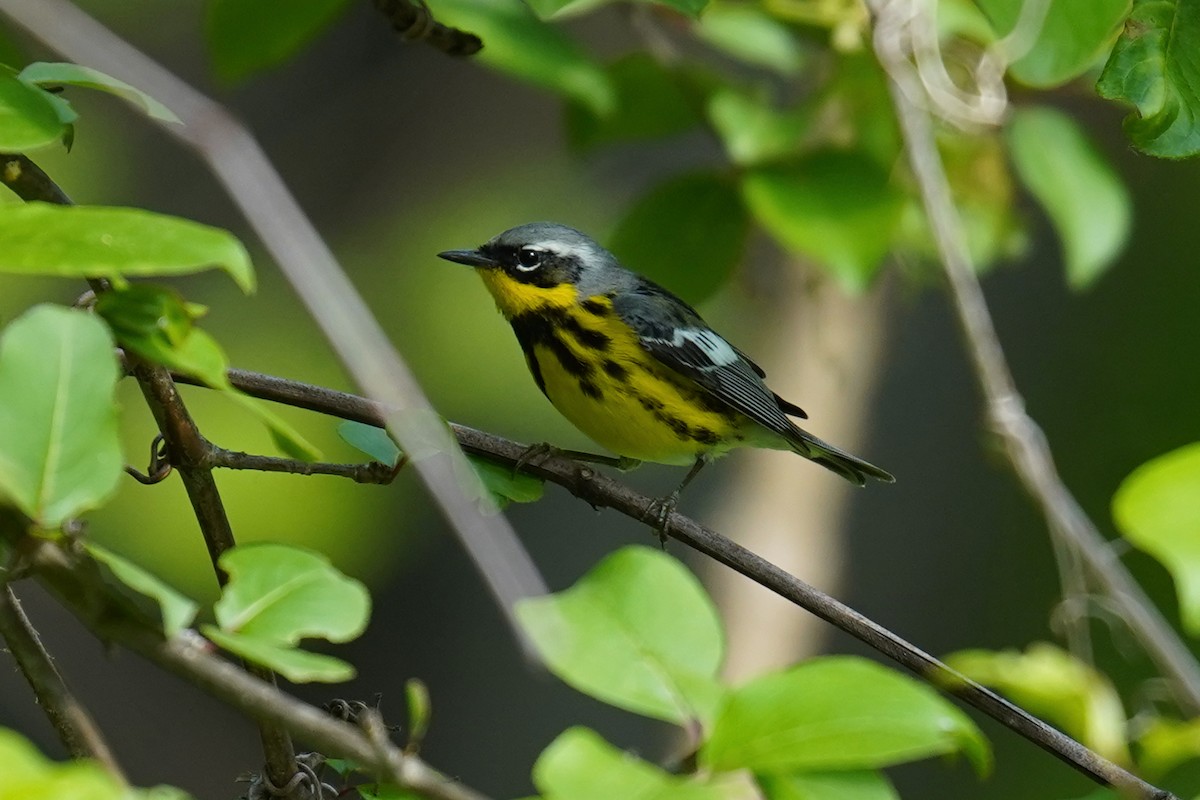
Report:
869,0,1200,714
0,154,306,798
4,533,491,800
172,366,1175,798
370,0,482,56
0,584,126,781
208,446,401,483
0,0,546,658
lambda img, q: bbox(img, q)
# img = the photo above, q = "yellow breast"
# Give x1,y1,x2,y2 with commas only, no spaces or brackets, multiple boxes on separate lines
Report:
527,296,744,465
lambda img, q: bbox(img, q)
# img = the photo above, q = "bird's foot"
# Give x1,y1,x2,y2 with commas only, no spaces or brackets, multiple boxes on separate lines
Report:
514,442,557,474
645,490,681,548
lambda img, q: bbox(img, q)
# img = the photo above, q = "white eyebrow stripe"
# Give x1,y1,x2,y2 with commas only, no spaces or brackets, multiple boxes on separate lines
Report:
671,328,739,367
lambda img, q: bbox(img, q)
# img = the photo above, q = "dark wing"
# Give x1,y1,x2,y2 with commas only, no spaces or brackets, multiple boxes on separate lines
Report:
612,282,800,438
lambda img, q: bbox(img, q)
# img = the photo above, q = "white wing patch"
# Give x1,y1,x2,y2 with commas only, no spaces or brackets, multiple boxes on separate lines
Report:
668,328,740,368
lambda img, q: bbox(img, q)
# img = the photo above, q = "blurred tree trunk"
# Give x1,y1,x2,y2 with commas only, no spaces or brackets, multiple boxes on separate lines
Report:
706,268,892,682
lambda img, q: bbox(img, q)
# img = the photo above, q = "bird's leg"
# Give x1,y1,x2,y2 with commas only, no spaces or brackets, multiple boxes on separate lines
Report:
514,443,639,474
647,456,708,542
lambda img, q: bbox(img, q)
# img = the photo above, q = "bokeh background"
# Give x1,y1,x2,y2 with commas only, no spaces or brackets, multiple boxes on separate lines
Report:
2,1,1200,798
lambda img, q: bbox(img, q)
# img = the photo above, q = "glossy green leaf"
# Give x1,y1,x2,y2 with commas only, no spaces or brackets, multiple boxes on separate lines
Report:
566,54,699,150
202,625,356,682
212,543,370,642
516,545,725,725
96,284,228,387
696,4,804,74
0,202,255,292
944,643,1129,764
338,419,402,466
1006,106,1129,287
0,727,128,800
534,727,747,800
1137,717,1200,777
608,172,747,303
742,151,903,291
206,0,354,82
976,0,1127,87
1113,442,1200,633
469,455,544,507
426,0,614,115
0,305,121,527
1097,0,1200,157
702,656,991,775
18,62,180,123
759,771,898,800
706,89,814,166
85,542,199,638
0,69,71,151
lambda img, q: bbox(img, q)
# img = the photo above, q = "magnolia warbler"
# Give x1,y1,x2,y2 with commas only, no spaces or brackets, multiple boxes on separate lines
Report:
439,222,893,513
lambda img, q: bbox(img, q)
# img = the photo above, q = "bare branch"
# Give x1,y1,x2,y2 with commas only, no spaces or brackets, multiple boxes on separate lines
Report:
370,0,482,57
869,0,1200,714
169,366,1175,798
0,0,547,655
208,446,402,484
0,583,126,781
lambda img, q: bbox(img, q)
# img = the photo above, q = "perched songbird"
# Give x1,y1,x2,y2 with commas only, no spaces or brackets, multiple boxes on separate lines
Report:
439,223,893,512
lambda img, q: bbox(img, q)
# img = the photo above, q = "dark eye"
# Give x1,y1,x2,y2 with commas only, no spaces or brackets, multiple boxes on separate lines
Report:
515,247,543,271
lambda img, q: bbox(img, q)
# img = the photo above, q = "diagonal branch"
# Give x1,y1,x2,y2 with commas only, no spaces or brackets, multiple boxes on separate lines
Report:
171,367,1175,799
869,0,1200,714
0,582,126,781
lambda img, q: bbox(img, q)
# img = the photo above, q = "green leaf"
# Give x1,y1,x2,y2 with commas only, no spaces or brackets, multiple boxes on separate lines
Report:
608,172,748,304
206,0,354,82
0,727,129,800
1097,0,1200,157
337,420,402,466
85,542,199,638
468,455,544,507
357,785,425,800
759,771,898,800
0,305,121,527
213,386,323,461
0,202,255,292
565,54,700,150
702,656,991,775
202,625,356,682
406,677,432,748
534,727,747,800
212,543,370,642
742,151,903,291
976,0,1127,87
1006,106,1129,287
426,0,614,116
696,4,804,75
1113,442,1200,633
95,284,229,387
0,68,71,152
516,545,725,725
204,544,367,682
944,643,1130,764
706,88,814,166
18,62,180,123
1137,717,1200,777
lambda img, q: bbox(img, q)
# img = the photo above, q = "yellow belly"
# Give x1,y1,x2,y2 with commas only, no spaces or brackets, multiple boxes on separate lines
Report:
531,338,744,465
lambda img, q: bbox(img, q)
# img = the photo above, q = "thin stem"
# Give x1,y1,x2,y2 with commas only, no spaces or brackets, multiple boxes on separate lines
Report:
869,0,1200,714
0,584,126,782
175,367,1174,798
208,446,401,484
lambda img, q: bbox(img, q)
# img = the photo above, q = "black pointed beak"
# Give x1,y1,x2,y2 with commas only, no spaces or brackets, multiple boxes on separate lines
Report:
437,248,498,268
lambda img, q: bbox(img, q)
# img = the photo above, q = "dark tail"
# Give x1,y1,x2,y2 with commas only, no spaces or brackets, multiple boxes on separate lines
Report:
787,425,894,486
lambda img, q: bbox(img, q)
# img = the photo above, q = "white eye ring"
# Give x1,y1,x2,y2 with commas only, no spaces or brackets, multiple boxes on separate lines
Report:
515,246,545,272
